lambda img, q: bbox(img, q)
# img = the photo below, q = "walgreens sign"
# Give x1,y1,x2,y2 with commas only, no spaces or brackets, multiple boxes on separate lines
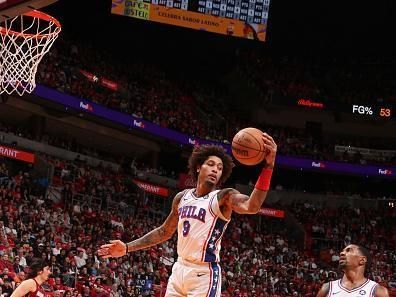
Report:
297,99,324,109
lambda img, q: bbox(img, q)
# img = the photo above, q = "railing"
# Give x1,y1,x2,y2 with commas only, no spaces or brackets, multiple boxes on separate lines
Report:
71,193,102,212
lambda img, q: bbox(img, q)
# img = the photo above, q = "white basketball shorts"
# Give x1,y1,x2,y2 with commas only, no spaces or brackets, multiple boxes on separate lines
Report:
165,258,221,297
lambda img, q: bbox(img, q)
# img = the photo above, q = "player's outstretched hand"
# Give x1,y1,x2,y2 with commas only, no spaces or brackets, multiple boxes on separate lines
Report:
262,132,277,168
97,240,127,258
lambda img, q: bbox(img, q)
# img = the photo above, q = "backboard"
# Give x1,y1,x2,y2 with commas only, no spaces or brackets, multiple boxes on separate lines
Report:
0,0,58,22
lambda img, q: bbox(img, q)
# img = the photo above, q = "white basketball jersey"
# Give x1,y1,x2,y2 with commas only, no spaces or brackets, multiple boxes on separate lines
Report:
177,189,230,263
328,278,379,297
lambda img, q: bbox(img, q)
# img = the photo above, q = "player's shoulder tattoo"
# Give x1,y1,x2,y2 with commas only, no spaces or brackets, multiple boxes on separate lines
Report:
217,187,238,201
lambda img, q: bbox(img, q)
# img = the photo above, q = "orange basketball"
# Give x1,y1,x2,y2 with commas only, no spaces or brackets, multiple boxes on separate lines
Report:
231,127,266,166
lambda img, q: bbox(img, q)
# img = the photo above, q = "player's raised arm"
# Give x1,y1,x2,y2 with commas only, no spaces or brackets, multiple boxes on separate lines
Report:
316,282,330,297
98,191,183,258
218,132,277,215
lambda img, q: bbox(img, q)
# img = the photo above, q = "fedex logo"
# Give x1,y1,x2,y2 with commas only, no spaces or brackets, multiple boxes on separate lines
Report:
311,162,325,168
188,138,199,146
133,120,145,129
378,169,393,175
79,102,93,112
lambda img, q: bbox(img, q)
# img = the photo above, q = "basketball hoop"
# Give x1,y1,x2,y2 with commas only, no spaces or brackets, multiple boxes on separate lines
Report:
0,10,61,96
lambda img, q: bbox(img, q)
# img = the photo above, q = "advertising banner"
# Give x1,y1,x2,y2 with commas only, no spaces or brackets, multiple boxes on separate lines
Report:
0,145,35,163
33,85,396,178
133,179,169,197
79,69,119,91
111,0,270,41
258,207,285,218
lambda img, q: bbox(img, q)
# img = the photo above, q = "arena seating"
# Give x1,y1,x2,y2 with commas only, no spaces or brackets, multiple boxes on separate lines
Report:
34,37,395,166
1,31,394,296
0,154,394,296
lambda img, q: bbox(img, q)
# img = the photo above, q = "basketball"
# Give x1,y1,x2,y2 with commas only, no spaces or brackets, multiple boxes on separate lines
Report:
232,127,266,166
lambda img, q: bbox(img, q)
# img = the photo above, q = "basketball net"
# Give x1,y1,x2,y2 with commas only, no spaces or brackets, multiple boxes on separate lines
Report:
0,10,61,96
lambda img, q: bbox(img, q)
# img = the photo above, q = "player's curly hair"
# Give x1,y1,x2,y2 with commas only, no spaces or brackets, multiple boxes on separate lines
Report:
188,145,234,185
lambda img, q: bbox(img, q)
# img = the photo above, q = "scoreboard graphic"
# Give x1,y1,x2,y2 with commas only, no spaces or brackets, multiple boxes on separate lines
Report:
111,0,271,41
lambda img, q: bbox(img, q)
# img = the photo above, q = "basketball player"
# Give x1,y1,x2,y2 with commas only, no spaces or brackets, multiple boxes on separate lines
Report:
10,259,51,297
316,244,389,297
98,132,277,297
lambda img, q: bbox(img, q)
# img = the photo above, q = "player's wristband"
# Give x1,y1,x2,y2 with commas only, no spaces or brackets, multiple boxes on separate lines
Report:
255,168,273,191
126,244,129,254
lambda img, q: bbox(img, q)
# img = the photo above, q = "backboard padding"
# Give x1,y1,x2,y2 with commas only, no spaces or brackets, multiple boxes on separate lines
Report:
0,0,58,22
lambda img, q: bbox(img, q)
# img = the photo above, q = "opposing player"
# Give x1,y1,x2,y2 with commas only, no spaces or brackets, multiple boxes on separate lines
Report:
10,259,52,297
316,244,389,297
98,132,277,296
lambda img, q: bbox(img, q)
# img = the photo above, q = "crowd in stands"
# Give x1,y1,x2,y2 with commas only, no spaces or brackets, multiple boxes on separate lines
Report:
36,39,225,143
1,9,394,296
268,170,394,201
1,117,395,203
0,121,118,164
238,51,396,107
288,201,396,296
33,36,395,166
0,154,395,297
